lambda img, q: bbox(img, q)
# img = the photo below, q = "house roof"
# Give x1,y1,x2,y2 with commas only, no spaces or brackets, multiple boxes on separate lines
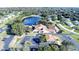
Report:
34,24,60,42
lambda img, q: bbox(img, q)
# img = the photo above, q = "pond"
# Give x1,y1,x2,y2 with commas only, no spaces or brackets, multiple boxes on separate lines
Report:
23,16,41,26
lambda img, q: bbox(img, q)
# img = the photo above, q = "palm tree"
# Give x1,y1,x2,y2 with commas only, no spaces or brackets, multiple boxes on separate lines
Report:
39,34,47,42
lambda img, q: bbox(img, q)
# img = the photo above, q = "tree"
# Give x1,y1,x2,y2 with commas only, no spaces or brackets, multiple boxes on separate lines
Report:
38,43,60,51
49,44,60,51
39,34,47,42
6,24,13,35
51,14,58,21
57,15,62,21
12,22,25,36
0,12,4,16
60,40,74,51
38,20,48,25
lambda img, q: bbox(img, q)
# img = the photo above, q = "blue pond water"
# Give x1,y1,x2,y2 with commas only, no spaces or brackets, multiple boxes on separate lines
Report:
23,16,41,26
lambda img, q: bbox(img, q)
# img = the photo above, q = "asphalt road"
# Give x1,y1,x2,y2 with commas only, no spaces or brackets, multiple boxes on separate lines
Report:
59,34,79,50
3,35,14,50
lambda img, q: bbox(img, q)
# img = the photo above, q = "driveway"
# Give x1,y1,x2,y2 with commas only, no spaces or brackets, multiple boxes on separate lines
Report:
0,28,4,33
3,35,14,50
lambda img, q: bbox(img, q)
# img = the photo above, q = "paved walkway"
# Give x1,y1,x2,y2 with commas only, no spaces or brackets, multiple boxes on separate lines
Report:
0,40,4,50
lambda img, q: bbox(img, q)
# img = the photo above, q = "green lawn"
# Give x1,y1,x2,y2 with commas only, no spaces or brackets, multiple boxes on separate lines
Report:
71,35,79,43
57,24,79,43
74,30,79,33
0,12,21,28
62,29,70,34
0,31,7,40
62,23,72,30
57,24,70,34
0,16,15,28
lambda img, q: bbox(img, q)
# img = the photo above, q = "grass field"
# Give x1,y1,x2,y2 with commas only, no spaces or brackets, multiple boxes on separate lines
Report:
71,35,79,43
57,24,79,43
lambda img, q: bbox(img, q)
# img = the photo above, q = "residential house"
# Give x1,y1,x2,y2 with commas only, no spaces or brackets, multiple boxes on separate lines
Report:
65,18,75,27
